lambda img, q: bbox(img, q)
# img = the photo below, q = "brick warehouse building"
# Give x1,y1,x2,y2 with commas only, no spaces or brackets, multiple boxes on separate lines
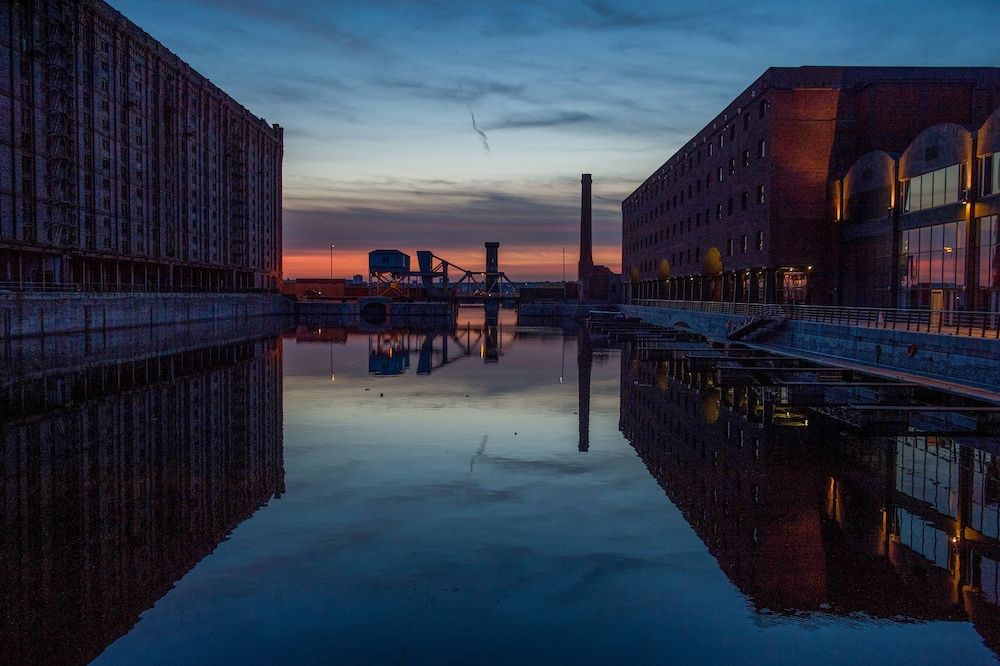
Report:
0,1,283,293
621,67,1000,308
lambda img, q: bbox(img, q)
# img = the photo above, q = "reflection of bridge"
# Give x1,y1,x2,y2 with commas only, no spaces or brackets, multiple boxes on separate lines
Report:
365,320,505,375
369,243,518,303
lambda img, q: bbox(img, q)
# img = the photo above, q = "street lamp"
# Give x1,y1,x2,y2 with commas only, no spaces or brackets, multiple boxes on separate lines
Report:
330,243,335,280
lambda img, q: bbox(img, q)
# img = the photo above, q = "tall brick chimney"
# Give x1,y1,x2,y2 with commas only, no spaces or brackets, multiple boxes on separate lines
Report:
579,173,593,301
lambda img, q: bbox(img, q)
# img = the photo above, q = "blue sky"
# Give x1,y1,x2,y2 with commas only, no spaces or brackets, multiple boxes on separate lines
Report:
116,0,1000,279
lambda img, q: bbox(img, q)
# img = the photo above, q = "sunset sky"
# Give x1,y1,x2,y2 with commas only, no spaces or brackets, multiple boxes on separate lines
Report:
116,0,1000,280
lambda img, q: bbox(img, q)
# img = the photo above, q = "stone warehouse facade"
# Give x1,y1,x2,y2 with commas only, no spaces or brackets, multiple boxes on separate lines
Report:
0,0,283,292
622,67,1000,307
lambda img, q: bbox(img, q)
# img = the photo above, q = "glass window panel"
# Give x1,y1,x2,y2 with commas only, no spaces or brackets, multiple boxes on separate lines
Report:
907,178,919,212
979,247,990,288
990,246,1000,289
955,249,966,287
920,173,933,210
901,231,910,254
943,222,957,251
942,248,956,285
932,169,946,207
945,164,960,203
994,153,1000,195
919,226,931,253
931,250,943,285
932,224,944,251
919,252,931,284
980,217,992,245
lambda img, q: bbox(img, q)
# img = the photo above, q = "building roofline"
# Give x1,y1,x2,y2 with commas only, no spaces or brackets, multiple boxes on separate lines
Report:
90,0,281,135
623,66,1000,204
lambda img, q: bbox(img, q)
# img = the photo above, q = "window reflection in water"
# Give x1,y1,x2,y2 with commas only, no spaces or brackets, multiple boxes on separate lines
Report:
616,344,1000,651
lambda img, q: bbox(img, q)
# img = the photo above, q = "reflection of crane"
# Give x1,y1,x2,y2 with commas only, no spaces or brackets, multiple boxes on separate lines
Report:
416,318,504,373
368,331,412,376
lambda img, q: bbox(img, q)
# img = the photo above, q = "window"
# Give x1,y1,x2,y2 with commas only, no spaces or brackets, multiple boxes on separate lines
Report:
728,198,734,215
756,184,765,204
717,166,724,183
743,113,750,131
741,235,748,253
708,142,714,157
741,191,748,210
728,158,735,175
903,163,963,212
981,152,999,197
742,149,750,167
756,230,764,251
727,238,734,256
899,220,967,301
757,139,766,159
716,203,723,220
759,99,767,118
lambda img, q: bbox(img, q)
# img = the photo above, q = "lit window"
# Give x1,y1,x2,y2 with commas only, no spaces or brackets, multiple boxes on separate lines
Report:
756,185,765,204
903,163,963,212
741,234,748,253
756,231,764,251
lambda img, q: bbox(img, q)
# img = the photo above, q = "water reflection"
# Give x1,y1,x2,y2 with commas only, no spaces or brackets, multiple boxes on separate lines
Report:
0,321,286,665
287,308,510,379
617,343,1000,654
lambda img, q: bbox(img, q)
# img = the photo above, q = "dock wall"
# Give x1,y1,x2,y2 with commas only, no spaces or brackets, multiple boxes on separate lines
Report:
0,292,293,338
622,304,1000,390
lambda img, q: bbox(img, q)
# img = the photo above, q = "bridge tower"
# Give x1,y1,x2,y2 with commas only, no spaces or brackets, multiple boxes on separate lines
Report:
485,242,500,293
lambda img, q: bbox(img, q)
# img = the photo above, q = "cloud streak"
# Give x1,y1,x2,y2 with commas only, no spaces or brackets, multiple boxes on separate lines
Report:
468,108,490,153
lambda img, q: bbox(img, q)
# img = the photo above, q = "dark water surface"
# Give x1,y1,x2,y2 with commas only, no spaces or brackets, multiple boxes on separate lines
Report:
2,309,999,664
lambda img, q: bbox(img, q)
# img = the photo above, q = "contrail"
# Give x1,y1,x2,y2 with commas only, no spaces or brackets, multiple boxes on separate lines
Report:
468,107,490,153
469,434,488,473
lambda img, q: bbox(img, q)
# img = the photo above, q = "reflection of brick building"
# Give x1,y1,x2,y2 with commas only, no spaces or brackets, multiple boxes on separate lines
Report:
0,333,284,664
0,1,283,292
622,67,1000,306
617,347,1000,646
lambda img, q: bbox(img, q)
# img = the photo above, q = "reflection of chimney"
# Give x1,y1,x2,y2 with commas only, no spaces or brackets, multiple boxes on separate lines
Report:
579,174,593,301
577,327,592,452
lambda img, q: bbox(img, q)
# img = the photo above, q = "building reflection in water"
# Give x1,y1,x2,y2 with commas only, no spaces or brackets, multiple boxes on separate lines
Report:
612,345,1000,655
0,322,285,665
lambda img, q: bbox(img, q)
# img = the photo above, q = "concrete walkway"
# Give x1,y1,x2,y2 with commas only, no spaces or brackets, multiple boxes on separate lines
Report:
750,341,1000,406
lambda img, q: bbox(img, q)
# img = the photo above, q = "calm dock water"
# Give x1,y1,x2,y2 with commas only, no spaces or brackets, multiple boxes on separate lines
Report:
2,309,998,664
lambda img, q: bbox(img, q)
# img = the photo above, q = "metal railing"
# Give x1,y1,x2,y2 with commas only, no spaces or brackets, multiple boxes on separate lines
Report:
633,299,1000,339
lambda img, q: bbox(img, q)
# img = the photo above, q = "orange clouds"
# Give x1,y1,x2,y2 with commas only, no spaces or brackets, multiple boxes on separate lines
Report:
282,244,621,281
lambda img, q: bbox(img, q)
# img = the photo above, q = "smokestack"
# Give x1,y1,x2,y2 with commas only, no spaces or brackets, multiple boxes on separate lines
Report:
579,173,593,301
